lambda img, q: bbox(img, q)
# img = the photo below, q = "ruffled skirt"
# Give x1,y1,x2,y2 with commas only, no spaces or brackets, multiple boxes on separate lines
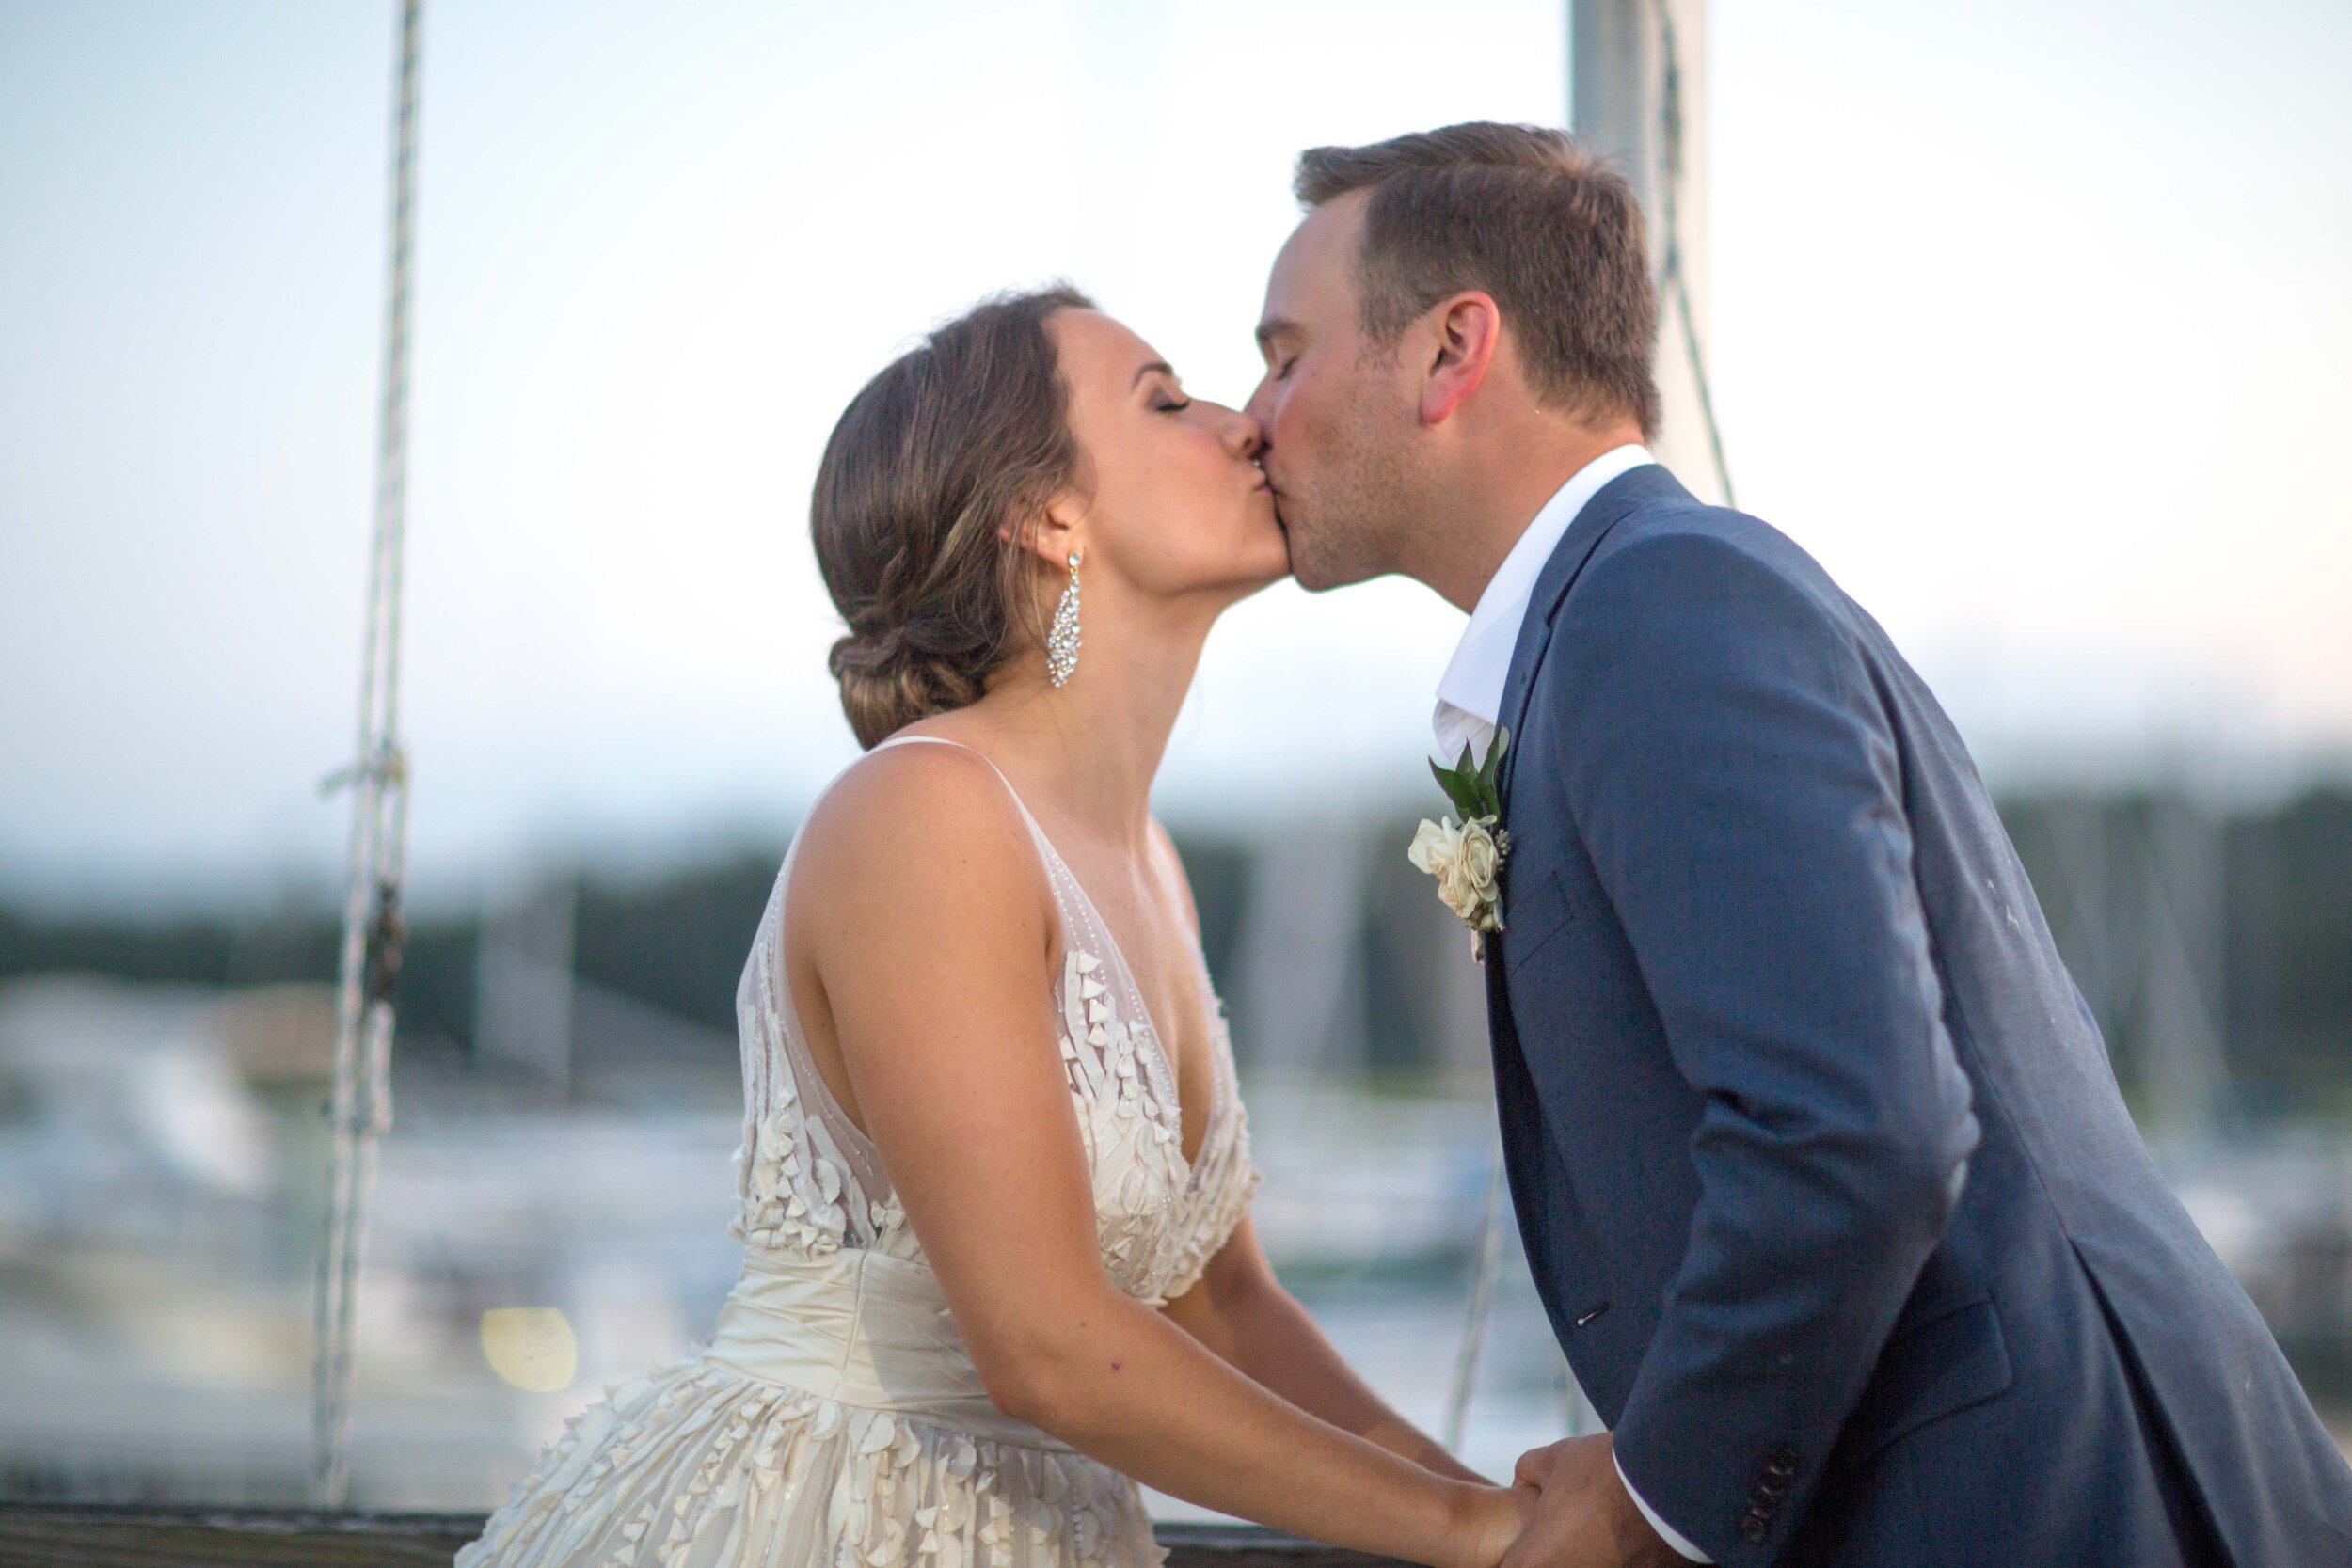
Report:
454,1351,1167,1568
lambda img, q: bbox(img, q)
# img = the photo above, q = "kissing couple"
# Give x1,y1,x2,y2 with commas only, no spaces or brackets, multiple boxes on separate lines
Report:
457,122,2352,1568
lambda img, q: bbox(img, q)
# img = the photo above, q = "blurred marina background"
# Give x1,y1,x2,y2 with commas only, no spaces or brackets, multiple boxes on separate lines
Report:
2,0,2349,1515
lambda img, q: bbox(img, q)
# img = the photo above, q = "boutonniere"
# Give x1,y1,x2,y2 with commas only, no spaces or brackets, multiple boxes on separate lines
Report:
1409,726,1511,960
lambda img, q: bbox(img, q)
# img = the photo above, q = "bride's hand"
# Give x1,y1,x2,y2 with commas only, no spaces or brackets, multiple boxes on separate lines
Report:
1445,1481,1534,1568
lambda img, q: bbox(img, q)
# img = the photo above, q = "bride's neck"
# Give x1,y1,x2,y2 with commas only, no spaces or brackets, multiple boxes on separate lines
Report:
957,599,1212,849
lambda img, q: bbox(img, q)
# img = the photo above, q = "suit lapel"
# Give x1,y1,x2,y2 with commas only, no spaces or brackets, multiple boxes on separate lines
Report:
1493,463,1691,801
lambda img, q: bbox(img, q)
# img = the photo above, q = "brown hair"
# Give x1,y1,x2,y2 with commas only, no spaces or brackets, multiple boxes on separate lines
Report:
1295,122,1661,439
813,285,1094,749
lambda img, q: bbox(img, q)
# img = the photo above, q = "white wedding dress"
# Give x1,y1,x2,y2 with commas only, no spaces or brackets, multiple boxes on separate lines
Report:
457,736,1263,1568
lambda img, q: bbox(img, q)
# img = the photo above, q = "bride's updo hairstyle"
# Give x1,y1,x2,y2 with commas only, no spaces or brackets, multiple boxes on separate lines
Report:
814,285,1096,749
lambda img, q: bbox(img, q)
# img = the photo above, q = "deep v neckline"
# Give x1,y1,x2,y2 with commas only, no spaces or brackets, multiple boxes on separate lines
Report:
874,736,1226,1179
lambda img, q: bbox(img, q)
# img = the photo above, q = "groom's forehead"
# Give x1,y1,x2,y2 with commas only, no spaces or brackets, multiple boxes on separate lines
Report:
1266,193,1368,317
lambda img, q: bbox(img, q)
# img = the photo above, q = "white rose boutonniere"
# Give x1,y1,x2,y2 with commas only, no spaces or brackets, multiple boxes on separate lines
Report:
1409,726,1512,959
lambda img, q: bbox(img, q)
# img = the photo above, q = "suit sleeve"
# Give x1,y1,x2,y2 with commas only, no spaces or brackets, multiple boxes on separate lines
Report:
1545,530,1980,1563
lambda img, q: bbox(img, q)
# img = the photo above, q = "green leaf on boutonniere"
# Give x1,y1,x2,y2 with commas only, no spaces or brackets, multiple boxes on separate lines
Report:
1430,725,1509,824
1431,755,1482,821
1479,726,1509,798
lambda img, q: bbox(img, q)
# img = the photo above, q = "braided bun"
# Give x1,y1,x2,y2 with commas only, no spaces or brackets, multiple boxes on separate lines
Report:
812,286,1092,749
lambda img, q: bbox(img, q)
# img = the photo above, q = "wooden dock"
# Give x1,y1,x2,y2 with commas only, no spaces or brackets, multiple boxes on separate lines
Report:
0,1505,1406,1568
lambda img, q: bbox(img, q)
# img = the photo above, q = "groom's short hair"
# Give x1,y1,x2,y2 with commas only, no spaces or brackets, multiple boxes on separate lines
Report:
1295,123,1661,440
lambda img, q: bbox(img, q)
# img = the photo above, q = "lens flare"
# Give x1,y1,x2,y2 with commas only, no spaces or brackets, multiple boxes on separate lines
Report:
480,1307,579,1392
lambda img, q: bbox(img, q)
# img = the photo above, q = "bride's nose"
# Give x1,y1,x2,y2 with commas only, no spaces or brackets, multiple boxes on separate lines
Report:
1219,406,1265,461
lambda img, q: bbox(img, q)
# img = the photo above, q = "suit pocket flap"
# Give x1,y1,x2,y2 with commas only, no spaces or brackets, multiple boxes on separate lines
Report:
1847,1295,2013,1467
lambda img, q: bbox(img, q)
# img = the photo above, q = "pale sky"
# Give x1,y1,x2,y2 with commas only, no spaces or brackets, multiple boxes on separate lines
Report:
2,0,2346,906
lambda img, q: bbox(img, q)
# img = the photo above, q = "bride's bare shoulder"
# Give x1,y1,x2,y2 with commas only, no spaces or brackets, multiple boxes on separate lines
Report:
791,738,1049,942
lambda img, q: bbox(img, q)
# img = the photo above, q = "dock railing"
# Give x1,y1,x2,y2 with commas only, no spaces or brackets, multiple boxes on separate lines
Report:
0,1505,1406,1568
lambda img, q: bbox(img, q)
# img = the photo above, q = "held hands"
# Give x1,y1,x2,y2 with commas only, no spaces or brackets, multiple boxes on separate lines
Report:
1495,1435,1684,1568
1450,1479,1535,1568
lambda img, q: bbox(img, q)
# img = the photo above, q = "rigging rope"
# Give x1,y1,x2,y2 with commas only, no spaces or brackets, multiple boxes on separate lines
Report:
1444,1141,1511,1452
312,0,423,1508
1443,0,1736,1452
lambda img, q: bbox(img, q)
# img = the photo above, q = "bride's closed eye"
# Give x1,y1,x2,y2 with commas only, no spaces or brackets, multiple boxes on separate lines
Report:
1147,373,1192,414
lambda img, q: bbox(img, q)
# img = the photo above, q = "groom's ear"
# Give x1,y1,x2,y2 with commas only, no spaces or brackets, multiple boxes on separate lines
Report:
1419,292,1501,428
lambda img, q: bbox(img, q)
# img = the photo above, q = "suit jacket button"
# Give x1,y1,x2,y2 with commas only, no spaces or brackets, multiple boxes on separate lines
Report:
1740,1514,1769,1544
1767,1444,1797,1472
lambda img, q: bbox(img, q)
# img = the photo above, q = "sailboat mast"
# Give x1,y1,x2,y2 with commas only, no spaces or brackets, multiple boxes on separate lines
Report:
312,0,424,1508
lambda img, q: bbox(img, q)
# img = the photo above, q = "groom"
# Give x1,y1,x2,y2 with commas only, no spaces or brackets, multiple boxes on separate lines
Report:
1246,123,2352,1566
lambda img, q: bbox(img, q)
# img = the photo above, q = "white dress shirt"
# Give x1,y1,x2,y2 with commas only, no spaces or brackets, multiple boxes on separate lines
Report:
1430,444,1714,1565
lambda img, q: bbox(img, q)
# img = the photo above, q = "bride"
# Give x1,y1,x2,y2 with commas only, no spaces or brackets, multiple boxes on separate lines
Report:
455,287,1528,1568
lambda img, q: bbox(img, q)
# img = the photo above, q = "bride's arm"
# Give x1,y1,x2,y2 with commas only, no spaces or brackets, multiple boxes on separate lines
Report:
798,747,1519,1568
1160,1217,1488,1483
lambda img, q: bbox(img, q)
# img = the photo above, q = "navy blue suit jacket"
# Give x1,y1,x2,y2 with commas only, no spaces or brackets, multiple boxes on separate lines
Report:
1485,464,2352,1565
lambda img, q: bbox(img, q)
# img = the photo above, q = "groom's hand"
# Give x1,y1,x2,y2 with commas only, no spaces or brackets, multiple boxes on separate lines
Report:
1499,1435,1683,1568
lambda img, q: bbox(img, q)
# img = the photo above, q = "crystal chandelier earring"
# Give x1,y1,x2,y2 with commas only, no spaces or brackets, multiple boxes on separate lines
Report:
1045,548,1083,688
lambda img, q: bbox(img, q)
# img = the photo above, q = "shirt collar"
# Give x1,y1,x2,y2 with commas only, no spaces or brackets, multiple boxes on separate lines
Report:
1432,443,1655,759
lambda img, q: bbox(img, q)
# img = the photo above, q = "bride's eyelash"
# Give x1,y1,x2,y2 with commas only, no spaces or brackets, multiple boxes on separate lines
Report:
1157,398,1193,413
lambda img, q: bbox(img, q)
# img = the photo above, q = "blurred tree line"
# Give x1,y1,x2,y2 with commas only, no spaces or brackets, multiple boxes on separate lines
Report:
2,784,2346,1125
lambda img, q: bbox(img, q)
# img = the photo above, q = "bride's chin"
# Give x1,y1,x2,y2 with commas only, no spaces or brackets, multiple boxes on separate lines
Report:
1194,526,1296,602
1196,562,1293,613
1232,562,1295,601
